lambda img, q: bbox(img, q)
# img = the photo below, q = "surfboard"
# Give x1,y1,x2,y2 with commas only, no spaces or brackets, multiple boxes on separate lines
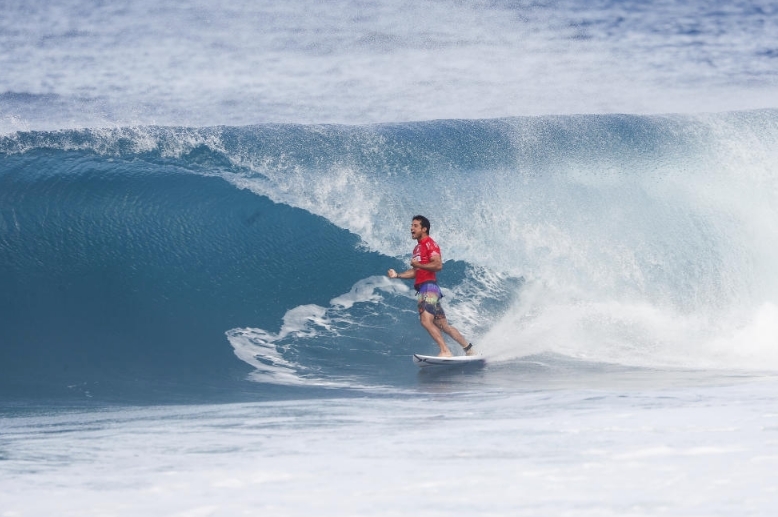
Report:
412,353,486,367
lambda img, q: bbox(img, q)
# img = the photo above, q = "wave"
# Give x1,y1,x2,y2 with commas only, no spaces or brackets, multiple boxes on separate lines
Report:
2,110,778,400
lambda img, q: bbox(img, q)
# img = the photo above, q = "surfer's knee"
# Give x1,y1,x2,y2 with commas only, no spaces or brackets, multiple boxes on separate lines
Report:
419,312,435,328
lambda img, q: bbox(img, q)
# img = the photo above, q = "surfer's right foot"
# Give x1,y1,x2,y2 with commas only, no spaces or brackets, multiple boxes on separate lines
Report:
463,343,476,356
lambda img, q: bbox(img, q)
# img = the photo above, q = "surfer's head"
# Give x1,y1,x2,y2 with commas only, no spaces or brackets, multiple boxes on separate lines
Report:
412,215,431,240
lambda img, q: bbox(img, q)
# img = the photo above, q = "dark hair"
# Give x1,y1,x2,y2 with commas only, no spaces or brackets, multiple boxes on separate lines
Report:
413,215,431,234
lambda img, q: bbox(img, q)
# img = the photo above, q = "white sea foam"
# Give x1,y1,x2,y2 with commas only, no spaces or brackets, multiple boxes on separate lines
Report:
330,275,410,309
226,276,413,386
3,380,778,516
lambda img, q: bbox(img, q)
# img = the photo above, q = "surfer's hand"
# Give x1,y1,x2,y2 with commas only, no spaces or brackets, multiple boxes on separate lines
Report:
387,269,398,278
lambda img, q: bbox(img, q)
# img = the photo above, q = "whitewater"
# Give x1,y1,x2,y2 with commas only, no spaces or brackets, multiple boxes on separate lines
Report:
2,1,778,515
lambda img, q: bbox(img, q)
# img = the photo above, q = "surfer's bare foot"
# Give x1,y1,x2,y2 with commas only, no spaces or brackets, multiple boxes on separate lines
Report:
463,343,476,356
437,350,453,357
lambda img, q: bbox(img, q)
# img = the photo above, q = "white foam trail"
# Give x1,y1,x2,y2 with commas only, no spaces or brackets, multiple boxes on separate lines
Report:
706,302,778,368
330,274,410,309
226,276,411,385
227,328,308,386
484,281,778,371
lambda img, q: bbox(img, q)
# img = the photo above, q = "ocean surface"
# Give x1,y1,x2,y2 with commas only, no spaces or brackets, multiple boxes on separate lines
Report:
2,1,778,515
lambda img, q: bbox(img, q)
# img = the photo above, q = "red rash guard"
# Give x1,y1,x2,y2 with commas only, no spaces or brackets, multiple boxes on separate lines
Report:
413,236,441,289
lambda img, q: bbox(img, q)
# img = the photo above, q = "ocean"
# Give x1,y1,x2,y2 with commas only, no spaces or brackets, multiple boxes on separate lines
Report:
2,0,778,515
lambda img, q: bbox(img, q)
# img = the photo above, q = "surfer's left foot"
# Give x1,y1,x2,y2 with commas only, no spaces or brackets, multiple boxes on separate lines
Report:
463,343,476,356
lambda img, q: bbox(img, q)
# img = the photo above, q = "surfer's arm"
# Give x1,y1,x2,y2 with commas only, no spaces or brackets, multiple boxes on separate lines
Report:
387,268,414,279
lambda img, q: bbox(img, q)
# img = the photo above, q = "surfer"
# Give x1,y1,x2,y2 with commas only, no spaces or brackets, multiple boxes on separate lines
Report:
387,215,476,357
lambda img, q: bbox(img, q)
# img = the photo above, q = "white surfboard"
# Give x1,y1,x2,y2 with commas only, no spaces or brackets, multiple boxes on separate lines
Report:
412,353,486,367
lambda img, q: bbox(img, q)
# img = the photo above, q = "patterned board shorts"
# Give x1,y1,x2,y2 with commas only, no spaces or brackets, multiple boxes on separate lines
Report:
416,282,446,320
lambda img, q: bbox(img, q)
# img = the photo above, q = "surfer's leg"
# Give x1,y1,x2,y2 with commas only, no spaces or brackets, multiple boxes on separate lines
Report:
417,283,453,356
420,311,452,356
435,318,475,354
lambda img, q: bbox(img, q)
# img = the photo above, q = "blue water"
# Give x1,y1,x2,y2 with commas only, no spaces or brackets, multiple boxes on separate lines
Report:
3,1,778,515
0,123,509,402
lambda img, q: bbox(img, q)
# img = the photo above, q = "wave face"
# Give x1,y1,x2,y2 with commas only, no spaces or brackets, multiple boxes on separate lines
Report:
2,111,778,401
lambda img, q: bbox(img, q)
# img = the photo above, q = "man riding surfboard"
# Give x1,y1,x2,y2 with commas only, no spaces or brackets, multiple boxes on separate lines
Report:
387,215,476,357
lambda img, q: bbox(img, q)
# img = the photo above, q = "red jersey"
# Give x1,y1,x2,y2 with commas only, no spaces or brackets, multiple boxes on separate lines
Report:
413,236,441,289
